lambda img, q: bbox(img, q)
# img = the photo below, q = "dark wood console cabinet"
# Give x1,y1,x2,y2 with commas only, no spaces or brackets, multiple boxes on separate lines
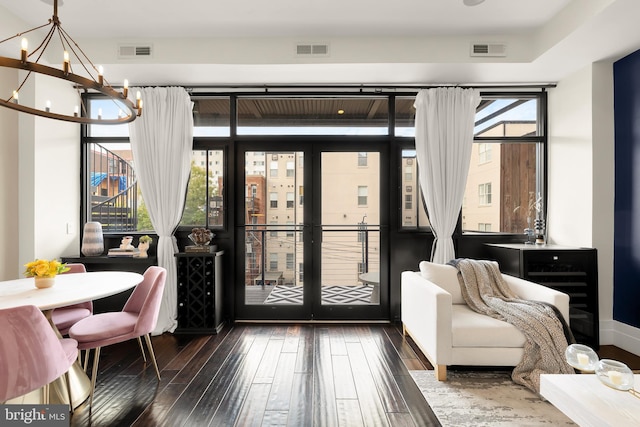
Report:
484,244,599,348
175,252,224,334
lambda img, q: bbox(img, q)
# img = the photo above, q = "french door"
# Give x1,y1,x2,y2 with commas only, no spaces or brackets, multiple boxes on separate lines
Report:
236,142,388,320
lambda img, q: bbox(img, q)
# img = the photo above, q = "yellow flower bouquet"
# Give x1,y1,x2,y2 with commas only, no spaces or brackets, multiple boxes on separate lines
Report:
23,259,70,278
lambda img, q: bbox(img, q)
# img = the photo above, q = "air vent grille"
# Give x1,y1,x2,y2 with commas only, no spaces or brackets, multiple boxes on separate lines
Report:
470,43,507,57
118,44,153,58
296,43,329,56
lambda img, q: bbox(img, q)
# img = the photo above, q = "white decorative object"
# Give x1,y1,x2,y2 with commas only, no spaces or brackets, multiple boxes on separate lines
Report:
120,236,134,250
81,222,104,256
564,343,599,373
595,359,634,391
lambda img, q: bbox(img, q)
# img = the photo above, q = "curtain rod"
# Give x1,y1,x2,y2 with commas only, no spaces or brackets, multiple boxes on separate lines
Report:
97,83,555,92
183,83,556,92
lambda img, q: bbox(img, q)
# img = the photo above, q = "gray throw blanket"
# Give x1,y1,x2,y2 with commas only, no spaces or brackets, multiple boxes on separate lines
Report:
449,258,574,393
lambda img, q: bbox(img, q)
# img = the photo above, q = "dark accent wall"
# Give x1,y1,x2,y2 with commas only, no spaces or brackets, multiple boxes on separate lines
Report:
613,49,640,329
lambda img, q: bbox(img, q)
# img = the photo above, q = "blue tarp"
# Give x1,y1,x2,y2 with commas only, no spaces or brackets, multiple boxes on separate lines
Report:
91,173,127,192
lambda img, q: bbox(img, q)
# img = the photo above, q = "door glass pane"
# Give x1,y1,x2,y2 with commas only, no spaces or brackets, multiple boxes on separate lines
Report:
244,151,304,305
321,152,380,305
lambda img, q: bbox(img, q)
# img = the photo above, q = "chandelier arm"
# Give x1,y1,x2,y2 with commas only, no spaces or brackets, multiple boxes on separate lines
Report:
0,21,52,45
29,25,56,61
57,26,96,80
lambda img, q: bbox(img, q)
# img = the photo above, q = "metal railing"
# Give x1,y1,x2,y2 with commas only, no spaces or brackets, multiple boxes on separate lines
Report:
90,143,138,232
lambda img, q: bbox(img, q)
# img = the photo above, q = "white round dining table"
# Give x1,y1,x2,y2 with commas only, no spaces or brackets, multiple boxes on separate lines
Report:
0,271,143,310
0,271,144,408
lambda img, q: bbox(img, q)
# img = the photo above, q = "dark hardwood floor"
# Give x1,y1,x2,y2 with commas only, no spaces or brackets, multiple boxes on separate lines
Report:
69,324,439,427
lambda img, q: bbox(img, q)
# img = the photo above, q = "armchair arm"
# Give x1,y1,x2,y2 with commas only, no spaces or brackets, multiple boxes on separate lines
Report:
401,271,453,366
502,273,570,324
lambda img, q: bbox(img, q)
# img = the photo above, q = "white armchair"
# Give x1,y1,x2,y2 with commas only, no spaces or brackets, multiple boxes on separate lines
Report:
401,261,570,381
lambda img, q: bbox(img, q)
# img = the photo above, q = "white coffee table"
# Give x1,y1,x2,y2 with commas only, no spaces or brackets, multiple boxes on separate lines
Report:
540,374,640,427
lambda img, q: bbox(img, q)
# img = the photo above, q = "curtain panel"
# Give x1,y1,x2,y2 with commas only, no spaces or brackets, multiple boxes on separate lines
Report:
129,86,193,335
414,87,481,264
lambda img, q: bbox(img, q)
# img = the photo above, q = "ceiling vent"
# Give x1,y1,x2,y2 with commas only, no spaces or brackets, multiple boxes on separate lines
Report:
118,44,153,59
470,43,507,57
296,43,329,56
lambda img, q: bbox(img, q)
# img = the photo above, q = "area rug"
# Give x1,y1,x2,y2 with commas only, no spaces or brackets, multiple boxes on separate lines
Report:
264,285,373,304
409,370,576,427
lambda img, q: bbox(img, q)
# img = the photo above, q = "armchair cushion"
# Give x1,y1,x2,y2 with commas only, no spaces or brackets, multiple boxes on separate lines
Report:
451,305,526,348
419,261,464,304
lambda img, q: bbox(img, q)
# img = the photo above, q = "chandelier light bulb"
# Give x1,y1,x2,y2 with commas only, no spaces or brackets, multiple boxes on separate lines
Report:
98,65,104,85
12,90,18,104
123,79,129,98
45,100,51,112
74,105,79,117
63,50,70,74
20,38,28,62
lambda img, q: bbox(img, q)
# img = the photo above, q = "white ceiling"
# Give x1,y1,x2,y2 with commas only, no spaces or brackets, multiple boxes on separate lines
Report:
0,0,639,87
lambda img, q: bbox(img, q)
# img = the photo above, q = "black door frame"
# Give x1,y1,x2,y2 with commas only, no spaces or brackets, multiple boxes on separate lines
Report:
234,137,390,321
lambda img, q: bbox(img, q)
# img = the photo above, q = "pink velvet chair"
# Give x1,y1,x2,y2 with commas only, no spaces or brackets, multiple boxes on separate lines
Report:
51,263,92,335
0,305,78,405
68,266,166,406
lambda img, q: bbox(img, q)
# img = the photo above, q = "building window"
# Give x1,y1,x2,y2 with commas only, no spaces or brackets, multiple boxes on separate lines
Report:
270,221,278,237
286,221,294,237
478,143,492,164
298,263,304,282
405,195,412,210
404,166,412,181
270,192,278,208
286,253,294,270
286,192,294,208
358,152,368,166
269,253,278,271
406,185,412,193
478,183,492,206
270,161,278,177
478,223,492,232
358,186,368,206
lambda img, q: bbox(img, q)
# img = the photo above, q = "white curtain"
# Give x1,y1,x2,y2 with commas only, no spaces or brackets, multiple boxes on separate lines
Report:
414,87,481,264
129,87,193,335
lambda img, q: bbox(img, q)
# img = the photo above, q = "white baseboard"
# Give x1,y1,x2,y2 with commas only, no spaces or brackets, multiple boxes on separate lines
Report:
600,320,640,356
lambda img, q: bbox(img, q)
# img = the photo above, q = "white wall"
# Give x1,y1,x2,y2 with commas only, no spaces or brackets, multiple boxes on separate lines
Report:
0,67,19,280
548,62,639,354
17,73,81,274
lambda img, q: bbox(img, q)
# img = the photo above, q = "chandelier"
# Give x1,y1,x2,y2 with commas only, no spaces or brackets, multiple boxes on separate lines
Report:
0,0,141,124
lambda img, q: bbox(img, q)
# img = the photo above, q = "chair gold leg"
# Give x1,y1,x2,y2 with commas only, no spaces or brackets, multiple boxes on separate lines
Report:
143,334,161,381
43,383,49,405
137,336,147,363
89,347,101,407
83,350,89,372
64,372,74,413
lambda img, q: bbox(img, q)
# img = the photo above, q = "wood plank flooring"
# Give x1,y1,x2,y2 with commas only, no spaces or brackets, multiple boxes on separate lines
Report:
69,324,438,427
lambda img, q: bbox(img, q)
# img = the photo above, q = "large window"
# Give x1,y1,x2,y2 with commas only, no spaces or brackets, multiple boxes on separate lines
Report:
83,97,227,233
82,91,544,236
398,92,545,233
